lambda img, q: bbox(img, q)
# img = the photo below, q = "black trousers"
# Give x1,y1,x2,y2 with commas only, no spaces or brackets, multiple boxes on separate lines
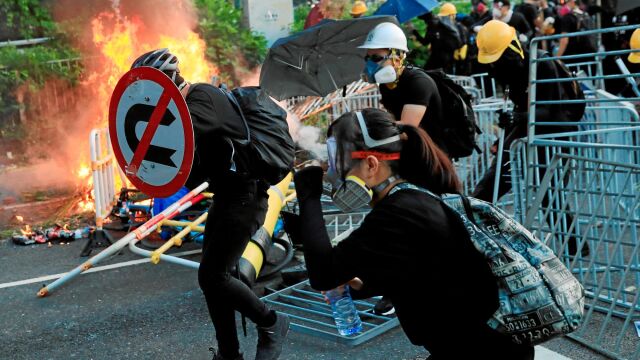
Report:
198,179,271,357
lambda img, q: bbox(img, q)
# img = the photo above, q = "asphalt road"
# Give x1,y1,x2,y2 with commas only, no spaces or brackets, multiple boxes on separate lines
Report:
0,237,611,360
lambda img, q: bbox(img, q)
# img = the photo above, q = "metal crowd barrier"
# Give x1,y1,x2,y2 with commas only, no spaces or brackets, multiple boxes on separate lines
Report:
508,26,640,357
522,153,640,360
261,281,399,346
260,210,400,346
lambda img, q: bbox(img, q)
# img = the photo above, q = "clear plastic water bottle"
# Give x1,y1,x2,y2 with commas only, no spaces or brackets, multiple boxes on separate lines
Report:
325,284,363,336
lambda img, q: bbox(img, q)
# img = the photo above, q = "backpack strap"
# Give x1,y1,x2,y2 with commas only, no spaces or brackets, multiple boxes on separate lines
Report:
188,83,251,145
219,84,252,145
389,182,478,226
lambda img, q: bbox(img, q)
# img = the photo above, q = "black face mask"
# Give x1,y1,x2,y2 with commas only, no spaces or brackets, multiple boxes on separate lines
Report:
489,50,527,87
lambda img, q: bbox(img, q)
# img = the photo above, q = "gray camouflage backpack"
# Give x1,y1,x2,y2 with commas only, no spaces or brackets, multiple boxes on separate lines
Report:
390,182,585,345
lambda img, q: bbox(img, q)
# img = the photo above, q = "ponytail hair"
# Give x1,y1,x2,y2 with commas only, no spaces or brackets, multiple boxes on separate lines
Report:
396,125,461,194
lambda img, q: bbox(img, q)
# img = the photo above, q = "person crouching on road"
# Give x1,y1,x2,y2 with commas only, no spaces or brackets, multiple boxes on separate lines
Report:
130,49,289,360
294,108,535,359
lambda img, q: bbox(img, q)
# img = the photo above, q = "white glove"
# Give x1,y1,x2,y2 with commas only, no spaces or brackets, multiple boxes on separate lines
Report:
474,25,482,33
519,33,528,43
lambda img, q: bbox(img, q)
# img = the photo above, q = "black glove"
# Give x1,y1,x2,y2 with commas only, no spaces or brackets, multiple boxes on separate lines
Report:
496,109,515,129
294,166,324,202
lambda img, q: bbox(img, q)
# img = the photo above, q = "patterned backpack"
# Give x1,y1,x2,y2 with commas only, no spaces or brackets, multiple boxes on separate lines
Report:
390,183,585,345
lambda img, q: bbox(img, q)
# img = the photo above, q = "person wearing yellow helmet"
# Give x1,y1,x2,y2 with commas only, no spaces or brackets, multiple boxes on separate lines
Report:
629,28,640,64
473,20,588,256
438,2,457,19
437,2,472,74
350,0,367,18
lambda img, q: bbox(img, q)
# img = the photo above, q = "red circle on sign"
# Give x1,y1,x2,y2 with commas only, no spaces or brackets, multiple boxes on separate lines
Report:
108,67,194,198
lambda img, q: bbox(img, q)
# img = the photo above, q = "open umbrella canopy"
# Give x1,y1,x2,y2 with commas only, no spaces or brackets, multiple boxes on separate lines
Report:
373,0,440,23
616,0,640,15
259,15,400,101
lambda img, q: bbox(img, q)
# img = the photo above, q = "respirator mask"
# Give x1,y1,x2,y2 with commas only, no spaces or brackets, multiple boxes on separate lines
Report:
362,53,398,84
327,111,401,212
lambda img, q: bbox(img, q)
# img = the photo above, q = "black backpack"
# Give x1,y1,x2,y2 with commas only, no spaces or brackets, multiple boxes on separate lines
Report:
223,86,295,185
188,83,294,185
421,68,482,159
541,53,586,122
571,10,597,52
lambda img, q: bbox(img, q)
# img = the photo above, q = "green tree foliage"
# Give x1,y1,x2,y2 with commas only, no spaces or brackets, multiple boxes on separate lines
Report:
0,1,81,138
292,4,312,34
1,0,57,38
194,0,268,84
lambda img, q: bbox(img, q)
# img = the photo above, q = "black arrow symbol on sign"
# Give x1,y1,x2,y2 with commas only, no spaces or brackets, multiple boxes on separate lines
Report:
124,103,177,168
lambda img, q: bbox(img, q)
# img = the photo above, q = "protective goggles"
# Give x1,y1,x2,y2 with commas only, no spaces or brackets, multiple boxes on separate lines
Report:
364,53,392,63
327,111,401,179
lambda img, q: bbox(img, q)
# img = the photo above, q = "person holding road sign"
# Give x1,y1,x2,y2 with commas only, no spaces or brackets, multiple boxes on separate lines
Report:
130,49,290,360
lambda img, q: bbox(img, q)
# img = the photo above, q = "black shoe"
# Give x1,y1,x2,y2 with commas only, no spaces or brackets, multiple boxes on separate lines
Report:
373,296,395,316
256,313,290,360
209,348,244,360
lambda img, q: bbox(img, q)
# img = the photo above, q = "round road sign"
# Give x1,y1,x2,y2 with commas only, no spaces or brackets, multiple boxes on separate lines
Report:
108,67,194,198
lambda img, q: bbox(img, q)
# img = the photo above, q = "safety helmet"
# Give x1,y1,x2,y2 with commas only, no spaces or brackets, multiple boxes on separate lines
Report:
131,48,180,81
439,3,457,17
359,22,408,52
629,28,640,64
476,20,517,64
350,1,368,16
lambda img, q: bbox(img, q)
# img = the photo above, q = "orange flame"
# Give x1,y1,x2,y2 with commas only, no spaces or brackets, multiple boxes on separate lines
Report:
75,4,217,214
16,215,24,222
21,224,33,236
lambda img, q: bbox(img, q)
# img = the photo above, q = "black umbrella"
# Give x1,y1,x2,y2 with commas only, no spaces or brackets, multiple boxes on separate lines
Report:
259,15,400,101
616,0,640,15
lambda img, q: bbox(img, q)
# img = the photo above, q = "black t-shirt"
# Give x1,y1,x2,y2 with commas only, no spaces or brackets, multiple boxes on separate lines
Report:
508,11,533,39
488,50,576,136
184,84,255,191
515,3,539,33
379,67,447,153
298,186,534,358
558,12,597,56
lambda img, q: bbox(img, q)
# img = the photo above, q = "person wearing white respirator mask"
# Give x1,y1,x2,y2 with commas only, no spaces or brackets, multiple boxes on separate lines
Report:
358,22,450,157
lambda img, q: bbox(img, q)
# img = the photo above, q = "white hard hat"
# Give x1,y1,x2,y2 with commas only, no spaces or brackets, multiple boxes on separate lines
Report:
359,22,408,52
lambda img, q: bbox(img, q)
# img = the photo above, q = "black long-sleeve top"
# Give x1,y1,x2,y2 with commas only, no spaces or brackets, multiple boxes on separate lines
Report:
298,181,534,359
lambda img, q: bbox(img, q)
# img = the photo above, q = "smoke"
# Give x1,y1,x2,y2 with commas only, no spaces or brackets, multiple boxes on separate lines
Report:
281,107,327,161
5,0,207,193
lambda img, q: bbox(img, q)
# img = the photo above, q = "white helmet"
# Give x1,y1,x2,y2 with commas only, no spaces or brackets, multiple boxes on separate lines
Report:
359,22,408,52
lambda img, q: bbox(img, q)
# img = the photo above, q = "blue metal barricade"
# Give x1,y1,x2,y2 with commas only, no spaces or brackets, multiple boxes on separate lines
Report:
509,25,640,359
521,153,640,360
261,280,400,346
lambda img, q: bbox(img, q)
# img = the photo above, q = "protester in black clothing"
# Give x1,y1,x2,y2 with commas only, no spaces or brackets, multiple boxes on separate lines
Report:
471,21,587,256
464,0,491,28
470,1,493,32
475,0,534,44
515,0,542,35
557,0,597,63
471,20,576,200
130,49,289,360
412,13,460,73
360,22,448,155
293,108,535,359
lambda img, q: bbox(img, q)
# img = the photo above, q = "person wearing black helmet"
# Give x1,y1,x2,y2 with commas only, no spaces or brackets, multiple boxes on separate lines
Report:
131,49,289,360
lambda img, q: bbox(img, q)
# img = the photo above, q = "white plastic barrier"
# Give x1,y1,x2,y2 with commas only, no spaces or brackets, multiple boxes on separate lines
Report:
89,128,119,227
